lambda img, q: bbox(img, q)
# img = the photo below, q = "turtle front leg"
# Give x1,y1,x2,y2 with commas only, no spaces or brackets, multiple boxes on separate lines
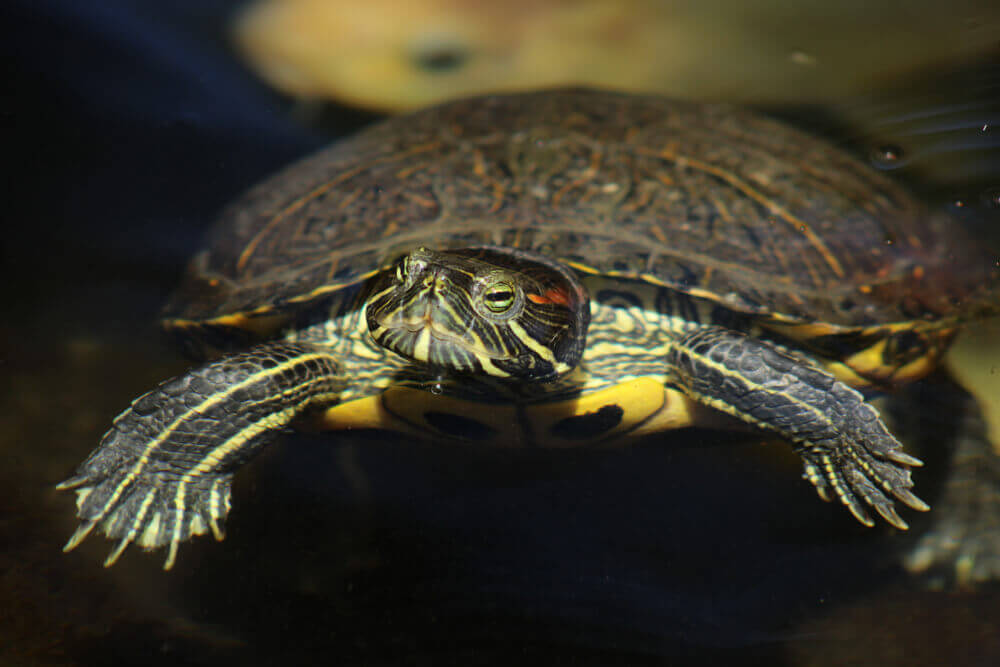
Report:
666,325,929,528
58,342,344,569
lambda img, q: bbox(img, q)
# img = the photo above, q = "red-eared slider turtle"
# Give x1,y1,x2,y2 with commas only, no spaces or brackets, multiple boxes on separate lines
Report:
60,89,999,574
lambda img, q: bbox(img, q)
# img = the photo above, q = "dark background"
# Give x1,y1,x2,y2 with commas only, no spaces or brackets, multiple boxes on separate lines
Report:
3,1,1000,665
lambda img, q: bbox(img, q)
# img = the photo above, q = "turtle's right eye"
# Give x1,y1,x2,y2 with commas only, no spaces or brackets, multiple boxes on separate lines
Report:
482,280,517,313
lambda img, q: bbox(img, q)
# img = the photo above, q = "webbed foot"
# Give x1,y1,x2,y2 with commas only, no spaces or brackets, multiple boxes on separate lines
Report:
668,325,928,529
59,342,343,569
59,461,232,570
796,380,929,530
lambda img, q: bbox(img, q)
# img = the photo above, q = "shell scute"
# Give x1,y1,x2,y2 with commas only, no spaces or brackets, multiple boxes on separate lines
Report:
166,89,996,330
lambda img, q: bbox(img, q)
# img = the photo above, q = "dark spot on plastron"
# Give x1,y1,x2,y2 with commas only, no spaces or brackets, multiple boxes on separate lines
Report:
550,404,624,440
423,411,498,440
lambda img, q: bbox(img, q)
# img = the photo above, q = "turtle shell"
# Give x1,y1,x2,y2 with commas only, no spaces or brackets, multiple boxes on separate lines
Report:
164,89,996,330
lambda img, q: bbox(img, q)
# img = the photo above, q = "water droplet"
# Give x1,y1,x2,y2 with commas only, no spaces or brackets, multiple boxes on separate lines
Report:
429,382,443,396
980,187,1000,209
983,123,991,133
870,145,904,169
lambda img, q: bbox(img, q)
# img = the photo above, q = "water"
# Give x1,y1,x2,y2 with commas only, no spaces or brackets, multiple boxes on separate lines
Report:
4,1,1000,665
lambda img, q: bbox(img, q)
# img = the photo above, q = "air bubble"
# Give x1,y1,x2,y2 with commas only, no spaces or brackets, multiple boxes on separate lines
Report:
869,145,904,169
429,382,444,396
788,51,817,66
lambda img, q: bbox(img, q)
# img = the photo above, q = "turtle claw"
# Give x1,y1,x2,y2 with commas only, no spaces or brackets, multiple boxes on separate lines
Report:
873,502,908,532
104,537,131,568
798,401,926,532
56,474,90,491
59,446,235,569
886,449,924,467
893,487,930,513
63,519,98,552
208,515,226,542
164,540,181,572
803,461,834,503
841,497,876,528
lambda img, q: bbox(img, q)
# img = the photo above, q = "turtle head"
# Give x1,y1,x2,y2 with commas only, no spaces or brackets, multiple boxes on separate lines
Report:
366,247,589,382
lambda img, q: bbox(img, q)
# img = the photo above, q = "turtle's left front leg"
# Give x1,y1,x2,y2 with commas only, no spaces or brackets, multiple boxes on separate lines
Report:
666,325,929,528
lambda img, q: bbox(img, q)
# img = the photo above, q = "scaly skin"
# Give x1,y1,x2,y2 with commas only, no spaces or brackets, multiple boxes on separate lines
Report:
666,326,928,528
60,320,928,569
58,342,343,569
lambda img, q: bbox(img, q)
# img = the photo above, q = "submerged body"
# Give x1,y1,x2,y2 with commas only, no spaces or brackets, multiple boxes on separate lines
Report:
59,90,998,581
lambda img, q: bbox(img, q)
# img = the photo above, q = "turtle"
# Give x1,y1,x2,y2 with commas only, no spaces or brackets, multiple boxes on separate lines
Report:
59,88,999,574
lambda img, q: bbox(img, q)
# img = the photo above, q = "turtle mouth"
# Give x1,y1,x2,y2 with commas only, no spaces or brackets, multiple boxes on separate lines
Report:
380,315,515,362
365,247,586,382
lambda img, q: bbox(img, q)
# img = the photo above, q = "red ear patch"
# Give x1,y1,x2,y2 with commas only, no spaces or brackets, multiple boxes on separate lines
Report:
527,288,572,307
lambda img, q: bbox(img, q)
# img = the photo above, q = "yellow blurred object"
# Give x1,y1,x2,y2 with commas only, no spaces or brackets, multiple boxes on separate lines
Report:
946,318,1000,452
232,0,1000,112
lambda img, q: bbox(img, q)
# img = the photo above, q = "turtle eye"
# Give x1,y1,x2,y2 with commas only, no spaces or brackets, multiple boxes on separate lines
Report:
482,281,517,313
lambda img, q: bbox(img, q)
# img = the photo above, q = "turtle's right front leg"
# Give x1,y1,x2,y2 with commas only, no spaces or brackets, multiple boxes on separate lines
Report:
58,342,345,569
